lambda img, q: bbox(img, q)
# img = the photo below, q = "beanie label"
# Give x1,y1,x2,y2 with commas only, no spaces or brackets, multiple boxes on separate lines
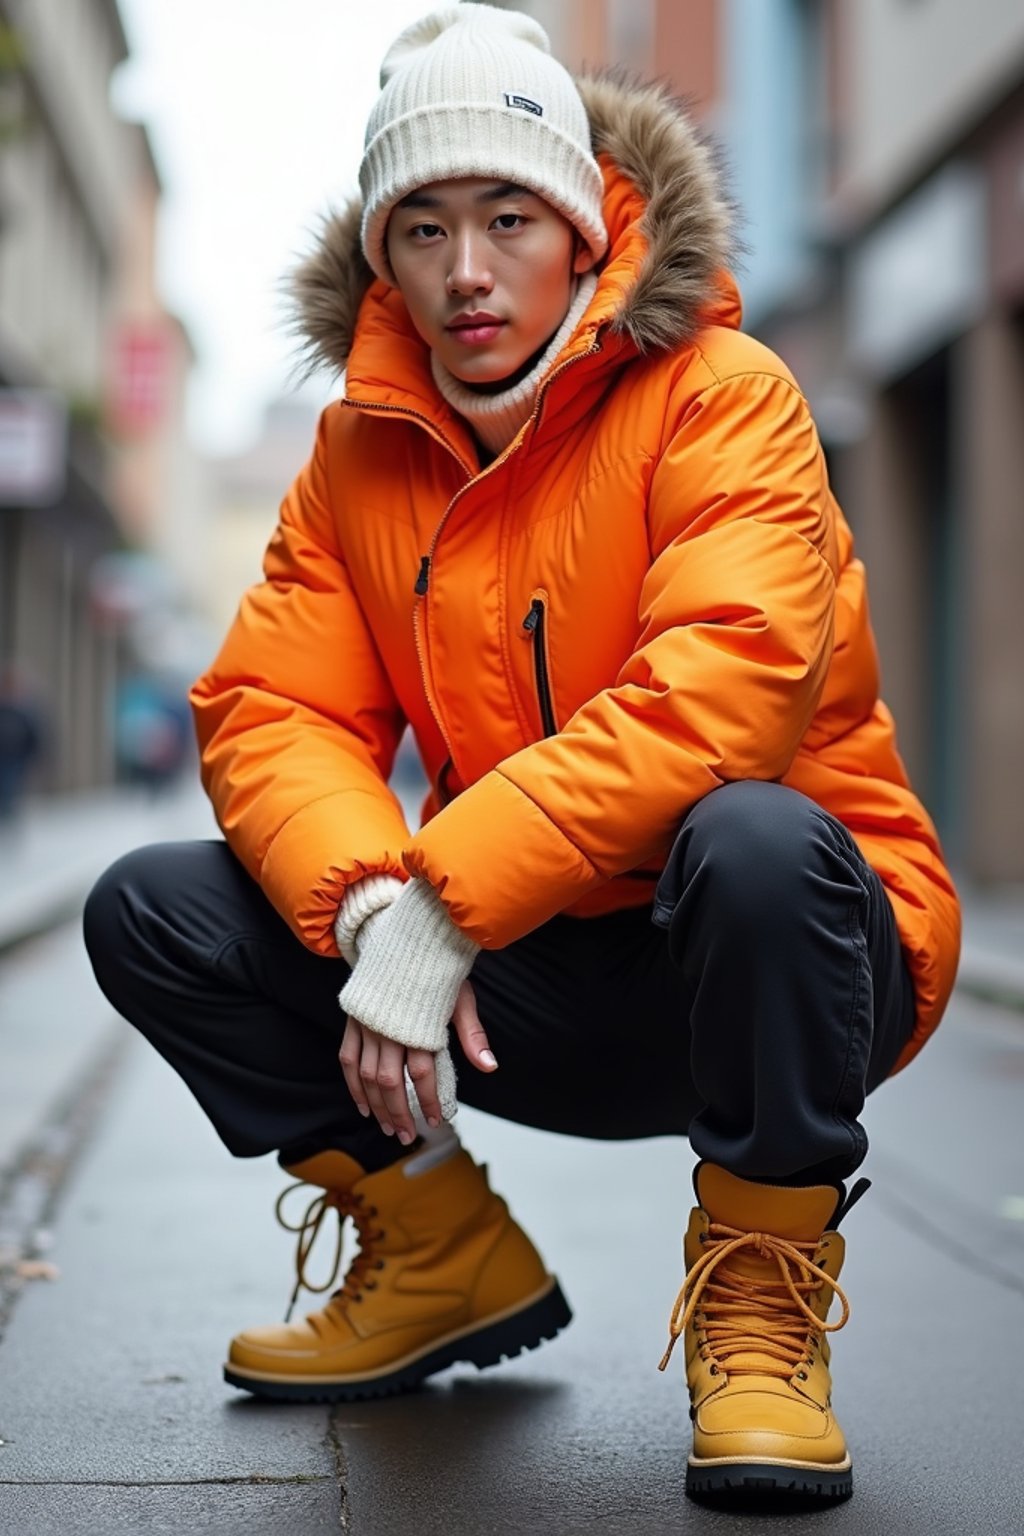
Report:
504,93,543,118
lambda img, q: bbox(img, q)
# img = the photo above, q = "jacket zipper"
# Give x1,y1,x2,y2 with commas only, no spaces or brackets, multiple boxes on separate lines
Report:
341,399,471,764
522,597,557,737
344,341,601,769
408,338,602,599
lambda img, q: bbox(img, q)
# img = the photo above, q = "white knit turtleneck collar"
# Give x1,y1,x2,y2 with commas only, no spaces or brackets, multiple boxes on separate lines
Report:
430,271,598,459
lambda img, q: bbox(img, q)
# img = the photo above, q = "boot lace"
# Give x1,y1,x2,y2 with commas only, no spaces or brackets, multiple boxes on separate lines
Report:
658,1222,850,1378
275,1181,386,1323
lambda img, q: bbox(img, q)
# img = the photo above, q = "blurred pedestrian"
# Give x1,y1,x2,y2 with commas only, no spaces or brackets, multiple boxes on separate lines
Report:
114,676,190,795
0,661,44,826
84,4,960,1506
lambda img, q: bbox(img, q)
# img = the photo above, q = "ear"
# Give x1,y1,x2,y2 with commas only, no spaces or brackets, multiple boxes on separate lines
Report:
572,234,598,275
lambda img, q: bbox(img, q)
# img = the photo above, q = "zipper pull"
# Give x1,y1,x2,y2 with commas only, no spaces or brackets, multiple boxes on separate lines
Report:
522,599,542,633
414,556,431,596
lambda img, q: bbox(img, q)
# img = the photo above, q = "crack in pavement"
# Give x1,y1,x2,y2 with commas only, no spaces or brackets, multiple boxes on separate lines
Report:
327,1409,353,1531
0,1022,131,1344
0,1477,332,1487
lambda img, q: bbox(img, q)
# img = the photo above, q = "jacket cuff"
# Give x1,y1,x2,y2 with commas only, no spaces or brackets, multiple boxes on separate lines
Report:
334,873,406,967
338,878,479,1051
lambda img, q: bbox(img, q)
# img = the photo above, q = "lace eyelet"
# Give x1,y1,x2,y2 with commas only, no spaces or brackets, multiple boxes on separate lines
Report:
796,1370,808,1380
375,1260,386,1270
698,1233,708,1245
709,1365,719,1377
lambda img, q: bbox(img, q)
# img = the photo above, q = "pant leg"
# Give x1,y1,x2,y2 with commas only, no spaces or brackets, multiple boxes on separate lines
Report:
83,840,398,1170
83,837,692,1156
457,782,914,1178
456,904,699,1139
650,780,917,1182
84,788,916,1182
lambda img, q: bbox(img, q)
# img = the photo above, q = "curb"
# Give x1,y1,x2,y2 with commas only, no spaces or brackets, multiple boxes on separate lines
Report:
955,942,1024,1013
0,864,99,957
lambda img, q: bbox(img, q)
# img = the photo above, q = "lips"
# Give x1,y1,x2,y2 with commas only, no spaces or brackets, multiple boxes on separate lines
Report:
447,313,507,346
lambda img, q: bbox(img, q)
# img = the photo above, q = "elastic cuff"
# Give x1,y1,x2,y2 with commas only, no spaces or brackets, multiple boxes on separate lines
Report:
334,873,406,966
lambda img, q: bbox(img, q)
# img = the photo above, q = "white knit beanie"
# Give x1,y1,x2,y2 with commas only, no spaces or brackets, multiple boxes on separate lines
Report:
359,4,608,286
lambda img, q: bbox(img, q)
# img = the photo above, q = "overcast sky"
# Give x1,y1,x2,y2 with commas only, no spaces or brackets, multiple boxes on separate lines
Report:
112,0,437,457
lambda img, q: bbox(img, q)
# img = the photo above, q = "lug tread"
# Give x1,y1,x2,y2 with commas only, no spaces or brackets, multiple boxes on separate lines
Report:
686,1463,853,1503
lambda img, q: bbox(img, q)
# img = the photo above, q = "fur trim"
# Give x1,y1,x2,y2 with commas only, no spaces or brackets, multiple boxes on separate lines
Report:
287,71,736,381
287,200,371,383
579,72,736,355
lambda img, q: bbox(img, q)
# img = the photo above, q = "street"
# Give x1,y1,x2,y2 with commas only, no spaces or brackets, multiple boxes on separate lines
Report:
1,913,1023,1534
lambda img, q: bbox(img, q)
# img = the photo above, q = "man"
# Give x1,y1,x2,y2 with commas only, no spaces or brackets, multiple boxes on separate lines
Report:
85,4,960,1503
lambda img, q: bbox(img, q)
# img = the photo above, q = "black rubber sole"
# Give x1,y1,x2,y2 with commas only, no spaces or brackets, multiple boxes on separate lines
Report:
223,1280,573,1403
687,1461,853,1503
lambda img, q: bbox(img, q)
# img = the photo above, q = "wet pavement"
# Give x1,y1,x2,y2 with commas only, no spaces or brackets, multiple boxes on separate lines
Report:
1,907,1023,1533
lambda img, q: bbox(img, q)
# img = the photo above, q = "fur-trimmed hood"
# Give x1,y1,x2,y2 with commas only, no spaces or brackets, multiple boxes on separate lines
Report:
289,71,738,381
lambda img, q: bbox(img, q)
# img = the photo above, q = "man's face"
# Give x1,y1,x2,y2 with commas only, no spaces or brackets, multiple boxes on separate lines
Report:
385,177,596,386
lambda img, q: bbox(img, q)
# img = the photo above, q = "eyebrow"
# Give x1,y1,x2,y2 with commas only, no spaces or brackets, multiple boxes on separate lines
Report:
396,182,532,210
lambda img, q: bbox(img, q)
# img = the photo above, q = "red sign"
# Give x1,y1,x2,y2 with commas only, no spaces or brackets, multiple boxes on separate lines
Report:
108,321,171,435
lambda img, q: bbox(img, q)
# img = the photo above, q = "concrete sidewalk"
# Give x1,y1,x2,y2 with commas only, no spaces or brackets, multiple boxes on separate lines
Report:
0,784,218,954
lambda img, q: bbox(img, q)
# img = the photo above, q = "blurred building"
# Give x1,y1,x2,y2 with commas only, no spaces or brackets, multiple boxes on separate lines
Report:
208,396,322,638
0,0,208,796
495,0,1024,884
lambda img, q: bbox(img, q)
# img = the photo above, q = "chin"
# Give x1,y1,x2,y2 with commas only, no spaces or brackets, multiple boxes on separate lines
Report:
446,352,526,386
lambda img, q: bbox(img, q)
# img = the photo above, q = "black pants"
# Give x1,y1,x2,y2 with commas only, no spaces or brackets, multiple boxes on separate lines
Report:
83,782,915,1184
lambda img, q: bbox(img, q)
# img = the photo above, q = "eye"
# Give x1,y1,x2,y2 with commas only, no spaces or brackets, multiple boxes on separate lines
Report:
492,213,526,231
410,223,444,241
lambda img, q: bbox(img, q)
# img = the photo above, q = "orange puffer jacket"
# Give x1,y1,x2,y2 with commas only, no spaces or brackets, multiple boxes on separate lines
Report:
192,76,960,1072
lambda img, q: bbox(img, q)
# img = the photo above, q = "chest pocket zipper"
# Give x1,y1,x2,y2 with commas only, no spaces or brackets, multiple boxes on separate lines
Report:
522,596,557,738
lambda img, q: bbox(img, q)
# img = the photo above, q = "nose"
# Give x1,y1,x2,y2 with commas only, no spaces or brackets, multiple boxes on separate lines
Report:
447,227,494,296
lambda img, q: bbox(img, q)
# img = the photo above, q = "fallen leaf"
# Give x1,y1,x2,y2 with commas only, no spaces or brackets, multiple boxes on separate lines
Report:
14,1260,60,1281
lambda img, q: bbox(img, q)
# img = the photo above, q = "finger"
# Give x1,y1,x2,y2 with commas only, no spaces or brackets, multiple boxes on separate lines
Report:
357,1030,394,1136
375,1038,418,1145
407,1047,442,1128
339,1018,370,1117
453,980,498,1071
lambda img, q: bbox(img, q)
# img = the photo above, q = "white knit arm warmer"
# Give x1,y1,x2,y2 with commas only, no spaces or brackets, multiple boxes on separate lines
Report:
338,877,480,1051
334,873,406,966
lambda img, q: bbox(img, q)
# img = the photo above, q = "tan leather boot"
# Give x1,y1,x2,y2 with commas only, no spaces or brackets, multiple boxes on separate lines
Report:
224,1145,570,1401
659,1162,868,1502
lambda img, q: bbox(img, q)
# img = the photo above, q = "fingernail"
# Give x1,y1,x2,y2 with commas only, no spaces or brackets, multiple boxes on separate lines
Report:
427,1116,440,1129
397,1129,413,1146
358,1105,370,1118
480,1050,498,1069
381,1123,394,1136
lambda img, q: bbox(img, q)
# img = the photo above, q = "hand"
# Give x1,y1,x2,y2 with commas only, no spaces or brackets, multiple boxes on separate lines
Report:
339,980,497,1142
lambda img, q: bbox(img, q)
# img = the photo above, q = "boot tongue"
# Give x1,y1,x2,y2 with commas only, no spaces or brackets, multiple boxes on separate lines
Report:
280,1150,366,1191
694,1165,840,1376
696,1164,839,1242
